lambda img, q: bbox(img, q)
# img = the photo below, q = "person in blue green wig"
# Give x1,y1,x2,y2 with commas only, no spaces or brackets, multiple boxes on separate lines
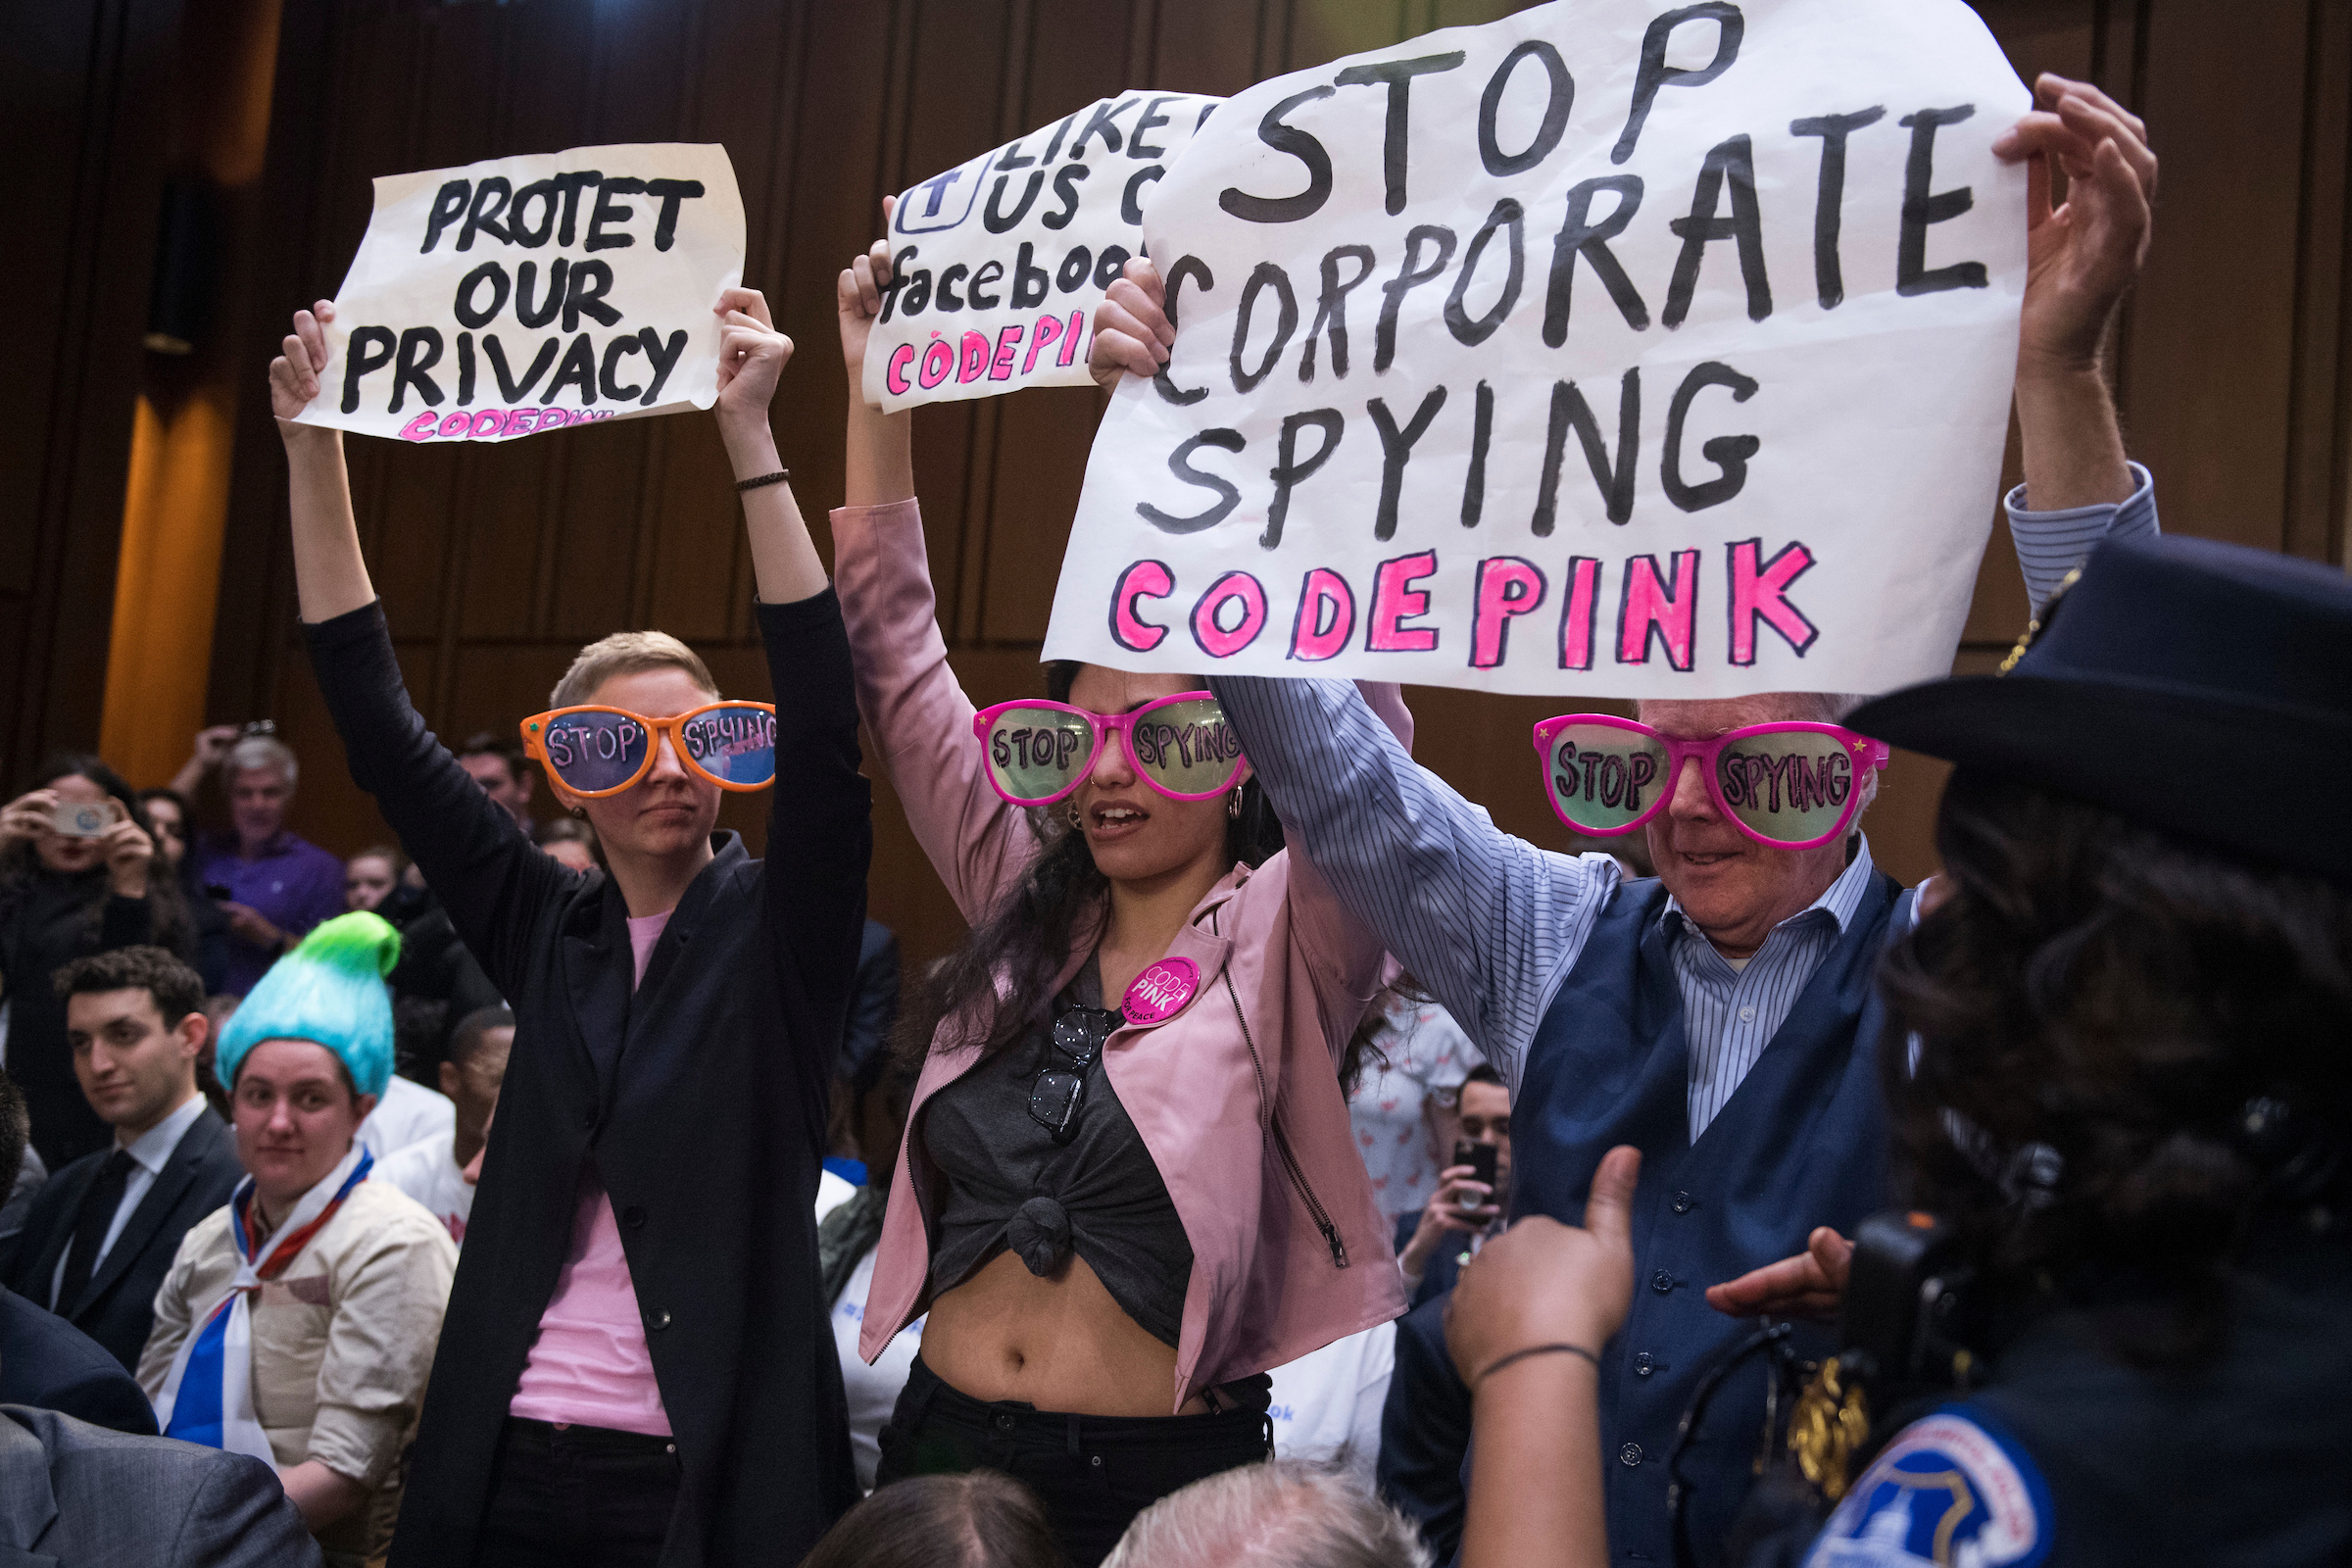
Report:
141,912,458,1566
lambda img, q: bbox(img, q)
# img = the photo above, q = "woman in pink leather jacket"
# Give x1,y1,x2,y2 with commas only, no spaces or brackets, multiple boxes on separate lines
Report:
829,208,1405,1565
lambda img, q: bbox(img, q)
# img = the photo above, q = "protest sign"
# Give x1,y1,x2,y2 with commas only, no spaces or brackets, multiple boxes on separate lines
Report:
862,92,1222,412
1044,0,2030,698
294,142,744,444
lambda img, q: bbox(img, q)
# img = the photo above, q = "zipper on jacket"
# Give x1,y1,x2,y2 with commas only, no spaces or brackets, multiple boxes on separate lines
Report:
1220,962,1348,1269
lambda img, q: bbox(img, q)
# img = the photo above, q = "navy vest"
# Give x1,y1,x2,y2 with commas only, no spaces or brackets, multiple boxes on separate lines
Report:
1513,871,1909,1566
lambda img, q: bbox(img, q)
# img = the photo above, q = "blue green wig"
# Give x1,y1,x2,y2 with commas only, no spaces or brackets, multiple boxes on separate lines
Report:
217,911,402,1101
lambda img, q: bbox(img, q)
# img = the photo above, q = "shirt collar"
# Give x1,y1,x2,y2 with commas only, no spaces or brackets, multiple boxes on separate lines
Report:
1660,835,1879,944
119,1093,208,1176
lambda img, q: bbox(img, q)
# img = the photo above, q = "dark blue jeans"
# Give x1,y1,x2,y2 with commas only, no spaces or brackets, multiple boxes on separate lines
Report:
469,1418,682,1568
875,1356,1273,1568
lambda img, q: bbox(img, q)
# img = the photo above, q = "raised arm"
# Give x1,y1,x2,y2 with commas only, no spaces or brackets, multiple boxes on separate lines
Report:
169,726,239,802
842,201,914,514
1995,74,2162,614
1446,1146,1641,1568
828,207,1050,922
1089,269,1614,1090
711,287,830,605
1281,682,1421,1060
271,305,574,993
751,556,873,1059
1212,675,1613,1097
694,284,876,1048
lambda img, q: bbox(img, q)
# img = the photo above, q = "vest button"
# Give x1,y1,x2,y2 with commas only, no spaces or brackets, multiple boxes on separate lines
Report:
621,1205,647,1229
1671,1191,1693,1214
648,1308,671,1331
1618,1443,1644,1467
1633,1351,1656,1377
1649,1269,1675,1295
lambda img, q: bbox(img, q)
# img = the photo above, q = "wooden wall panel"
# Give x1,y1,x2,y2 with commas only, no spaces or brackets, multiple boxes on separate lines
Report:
1146,0,1261,94
0,0,181,787
2123,1,2313,549
122,0,2338,1003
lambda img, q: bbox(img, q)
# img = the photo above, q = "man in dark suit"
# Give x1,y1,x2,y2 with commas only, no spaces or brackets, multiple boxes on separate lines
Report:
0,947,243,1370
0,1067,157,1434
0,1404,318,1565
1392,1065,1512,1309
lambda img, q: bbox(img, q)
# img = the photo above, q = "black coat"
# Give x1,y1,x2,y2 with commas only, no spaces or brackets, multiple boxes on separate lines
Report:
307,596,870,1568
839,918,900,1091
0,1106,243,1370
0,1286,158,1435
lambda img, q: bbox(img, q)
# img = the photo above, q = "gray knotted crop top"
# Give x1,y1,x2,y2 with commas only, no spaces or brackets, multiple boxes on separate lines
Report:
921,960,1194,1347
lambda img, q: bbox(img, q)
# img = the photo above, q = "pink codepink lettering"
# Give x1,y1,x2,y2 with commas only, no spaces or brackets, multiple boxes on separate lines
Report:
1366,551,1440,654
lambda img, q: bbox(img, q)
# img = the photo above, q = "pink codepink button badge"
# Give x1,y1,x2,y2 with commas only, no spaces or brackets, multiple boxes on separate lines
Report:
1121,956,1200,1026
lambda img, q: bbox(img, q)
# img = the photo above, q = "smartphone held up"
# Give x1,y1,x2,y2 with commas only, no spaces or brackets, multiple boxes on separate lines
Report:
1453,1137,1499,1212
50,800,121,839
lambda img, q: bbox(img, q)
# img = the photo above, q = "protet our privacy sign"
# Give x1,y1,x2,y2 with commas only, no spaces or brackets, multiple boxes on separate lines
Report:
295,142,745,444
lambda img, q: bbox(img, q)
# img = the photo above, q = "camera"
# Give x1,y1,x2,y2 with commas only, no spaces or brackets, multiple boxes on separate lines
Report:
50,802,118,839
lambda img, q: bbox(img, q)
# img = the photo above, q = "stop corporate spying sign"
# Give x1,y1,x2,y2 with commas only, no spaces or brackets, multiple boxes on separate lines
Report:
294,143,745,444
861,92,1222,412
1044,0,2031,699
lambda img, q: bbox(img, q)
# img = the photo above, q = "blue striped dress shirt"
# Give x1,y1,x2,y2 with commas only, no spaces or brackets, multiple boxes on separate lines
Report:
1211,469,2157,1133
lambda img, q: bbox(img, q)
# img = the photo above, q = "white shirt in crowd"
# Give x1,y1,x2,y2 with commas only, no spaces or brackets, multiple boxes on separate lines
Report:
1266,1321,1397,1493
815,1170,925,1492
48,1092,209,1310
356,1075,456,1160
377,1130,474,1247
1349,993,1485,1226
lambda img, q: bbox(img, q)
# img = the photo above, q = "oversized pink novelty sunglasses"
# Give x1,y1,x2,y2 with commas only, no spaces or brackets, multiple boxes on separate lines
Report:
972,693,1246,808
1530,714,1888,851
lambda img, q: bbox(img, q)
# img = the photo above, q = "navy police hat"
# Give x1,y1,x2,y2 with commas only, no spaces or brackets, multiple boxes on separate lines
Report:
1848,533,2352,885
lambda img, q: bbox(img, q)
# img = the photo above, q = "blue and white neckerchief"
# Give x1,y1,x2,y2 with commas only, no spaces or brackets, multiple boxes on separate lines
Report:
152,1145,373,1459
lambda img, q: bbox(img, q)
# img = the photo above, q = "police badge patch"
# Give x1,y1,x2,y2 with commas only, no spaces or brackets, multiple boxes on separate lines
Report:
1802,1407,2055,1567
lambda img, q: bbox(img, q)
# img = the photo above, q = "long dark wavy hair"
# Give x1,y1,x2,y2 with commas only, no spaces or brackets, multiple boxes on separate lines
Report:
904,662,1286,1067
1878,769,2351,1365
2,755,193,958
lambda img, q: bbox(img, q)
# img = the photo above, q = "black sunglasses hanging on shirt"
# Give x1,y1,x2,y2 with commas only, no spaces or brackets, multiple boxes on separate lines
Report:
1028,1005,1122,1146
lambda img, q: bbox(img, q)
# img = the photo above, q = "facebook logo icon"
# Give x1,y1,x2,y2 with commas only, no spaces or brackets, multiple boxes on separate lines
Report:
895,152,994,234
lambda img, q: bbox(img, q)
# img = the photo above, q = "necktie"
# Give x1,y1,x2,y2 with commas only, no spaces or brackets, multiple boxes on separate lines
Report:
58,1149,135,1310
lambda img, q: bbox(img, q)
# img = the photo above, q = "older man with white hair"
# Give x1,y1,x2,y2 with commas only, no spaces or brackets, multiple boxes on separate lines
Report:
1104,1461,1429,1568
174,728,347,994
1092,73,2164,1565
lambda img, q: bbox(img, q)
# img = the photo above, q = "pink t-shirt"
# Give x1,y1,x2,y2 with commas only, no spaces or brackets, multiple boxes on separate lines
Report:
508,910,673,1436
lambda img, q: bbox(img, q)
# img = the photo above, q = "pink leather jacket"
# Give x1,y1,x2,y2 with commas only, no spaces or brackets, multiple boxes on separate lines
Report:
833,499,1408,1411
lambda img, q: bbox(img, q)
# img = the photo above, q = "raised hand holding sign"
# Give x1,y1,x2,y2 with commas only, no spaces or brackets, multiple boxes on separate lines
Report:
1047,0,2034,701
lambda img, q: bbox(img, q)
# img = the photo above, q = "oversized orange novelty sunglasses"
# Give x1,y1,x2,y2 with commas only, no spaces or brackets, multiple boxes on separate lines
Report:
520,703,778,798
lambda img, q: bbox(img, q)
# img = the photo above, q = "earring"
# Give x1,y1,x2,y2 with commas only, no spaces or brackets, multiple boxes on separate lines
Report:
570,806,587,820
1228,789,1243,820
1068,804,1083,830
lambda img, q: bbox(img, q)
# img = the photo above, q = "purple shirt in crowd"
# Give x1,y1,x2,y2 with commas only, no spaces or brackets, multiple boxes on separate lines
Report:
193,829,348,995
